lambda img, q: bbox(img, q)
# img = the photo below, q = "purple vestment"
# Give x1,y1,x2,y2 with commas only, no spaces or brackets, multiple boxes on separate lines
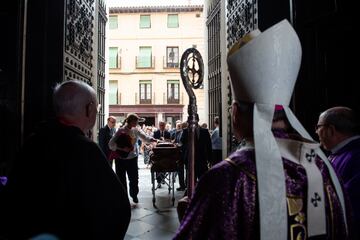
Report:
330,137,360,235
174,139,349,239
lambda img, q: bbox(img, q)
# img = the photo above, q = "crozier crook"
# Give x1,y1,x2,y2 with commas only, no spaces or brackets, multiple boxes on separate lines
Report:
180,48,204,198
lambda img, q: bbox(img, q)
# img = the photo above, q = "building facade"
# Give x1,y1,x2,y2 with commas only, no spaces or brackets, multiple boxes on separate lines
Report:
107,4,206,128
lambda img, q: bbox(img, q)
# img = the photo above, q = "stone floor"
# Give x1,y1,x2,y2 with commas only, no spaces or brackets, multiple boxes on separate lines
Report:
115,155,185,240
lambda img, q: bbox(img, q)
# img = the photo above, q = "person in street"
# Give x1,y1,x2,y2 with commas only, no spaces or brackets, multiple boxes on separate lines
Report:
143,126,154,166
153,121,171,141
0,80,131,240
173,121,186,191
109,113,157,204
180,123,212,182
210,116,222,166
174,20,350,240
98,116,117,165
153,120,172,188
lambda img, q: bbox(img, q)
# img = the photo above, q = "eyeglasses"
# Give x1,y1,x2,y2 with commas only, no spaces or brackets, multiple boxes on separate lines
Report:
315,124,328,131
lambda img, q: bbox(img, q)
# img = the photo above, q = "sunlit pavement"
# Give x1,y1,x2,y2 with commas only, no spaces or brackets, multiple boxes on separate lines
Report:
113,154,185,240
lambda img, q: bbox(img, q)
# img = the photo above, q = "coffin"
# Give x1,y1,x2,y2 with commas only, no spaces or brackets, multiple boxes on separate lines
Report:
150,142,181,172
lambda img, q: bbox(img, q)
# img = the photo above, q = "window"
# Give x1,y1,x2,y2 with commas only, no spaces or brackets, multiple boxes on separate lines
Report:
140,15,151,28
109,80,118,104
137,46,152,68
166,47,179,68
109,47,118,68
167,80,180,104
164,114,181,130
167,14,179,28
109,15,118,29
139,80,152,104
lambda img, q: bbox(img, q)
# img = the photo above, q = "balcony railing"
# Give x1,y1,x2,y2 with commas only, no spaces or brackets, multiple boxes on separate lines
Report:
136,92,152,104
136,56,155,69
140,98,152,104
109,56,121,69
163,56,179,68
167,97,180,104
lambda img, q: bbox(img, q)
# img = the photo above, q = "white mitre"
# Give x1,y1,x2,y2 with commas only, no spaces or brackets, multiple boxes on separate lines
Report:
227,20,301,105
227,19,347,239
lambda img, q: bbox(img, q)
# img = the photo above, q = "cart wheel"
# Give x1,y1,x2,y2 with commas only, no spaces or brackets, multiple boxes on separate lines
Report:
172,172,175,206
168,172,172,194
151,171,156,208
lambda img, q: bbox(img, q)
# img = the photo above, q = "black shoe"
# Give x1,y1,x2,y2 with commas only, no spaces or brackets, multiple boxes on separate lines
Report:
157,183,162,188
132,197,139,203
176,187,186,191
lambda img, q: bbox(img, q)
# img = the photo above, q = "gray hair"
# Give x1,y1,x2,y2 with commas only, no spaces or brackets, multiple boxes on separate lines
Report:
320,106,359,135
53,80,96,117
214,116,220,125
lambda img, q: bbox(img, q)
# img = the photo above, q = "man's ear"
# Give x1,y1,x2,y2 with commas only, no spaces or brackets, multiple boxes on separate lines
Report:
328,124,336,136
232,102,240,126
86,103,92,118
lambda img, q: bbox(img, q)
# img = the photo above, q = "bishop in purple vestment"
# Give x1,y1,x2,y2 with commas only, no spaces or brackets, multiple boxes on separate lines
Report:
174,20,350,240
174,130,349,239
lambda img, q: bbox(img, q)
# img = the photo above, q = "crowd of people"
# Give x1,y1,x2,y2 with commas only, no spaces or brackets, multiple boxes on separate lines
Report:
0,19,358,240
99,116,216,194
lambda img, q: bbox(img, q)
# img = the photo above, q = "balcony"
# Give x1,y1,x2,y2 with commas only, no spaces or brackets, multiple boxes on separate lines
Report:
136,56,155,69
135,92,152,104
163,56,179,69
167,97,180,104
109,56,121,70
140,98,152,104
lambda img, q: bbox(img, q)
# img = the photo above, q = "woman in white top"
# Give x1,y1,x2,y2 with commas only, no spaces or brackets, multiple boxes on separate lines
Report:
109,113,156,204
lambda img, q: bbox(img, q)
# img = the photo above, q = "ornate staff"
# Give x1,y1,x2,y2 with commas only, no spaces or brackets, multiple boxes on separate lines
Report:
179,48,204,199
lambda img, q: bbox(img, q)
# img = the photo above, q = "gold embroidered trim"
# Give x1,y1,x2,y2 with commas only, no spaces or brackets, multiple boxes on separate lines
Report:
287,195,306,240
290,223,307,240
224,158,256,180
287,197,303,217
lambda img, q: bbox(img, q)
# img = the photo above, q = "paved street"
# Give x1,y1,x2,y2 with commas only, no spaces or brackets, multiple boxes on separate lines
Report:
114,155,185,240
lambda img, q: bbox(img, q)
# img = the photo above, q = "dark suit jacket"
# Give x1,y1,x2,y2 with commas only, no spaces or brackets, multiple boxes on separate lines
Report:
153,129,171,140
180,127,212,180
0,120,130,239
98,125,112,159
